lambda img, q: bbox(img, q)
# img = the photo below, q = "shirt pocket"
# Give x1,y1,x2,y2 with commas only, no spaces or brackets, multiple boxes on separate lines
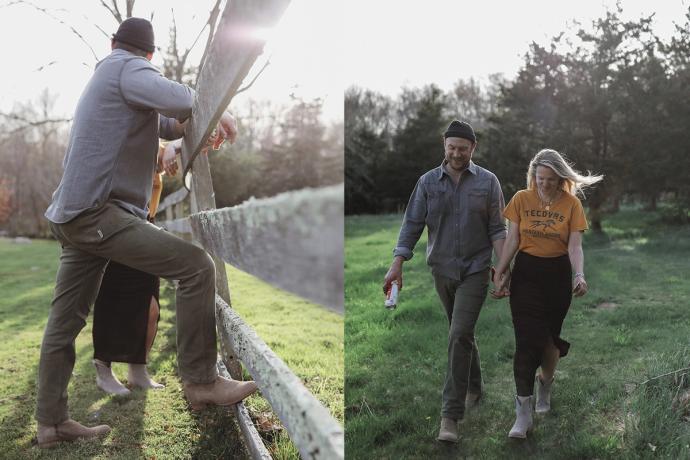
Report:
468,190,488,213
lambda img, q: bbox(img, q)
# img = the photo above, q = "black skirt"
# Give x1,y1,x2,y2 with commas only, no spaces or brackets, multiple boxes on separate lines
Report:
509,251,572,357
92,260,160,364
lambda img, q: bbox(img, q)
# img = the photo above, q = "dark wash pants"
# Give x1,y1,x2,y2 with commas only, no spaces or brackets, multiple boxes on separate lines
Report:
36,203,218,425
434,269,489,420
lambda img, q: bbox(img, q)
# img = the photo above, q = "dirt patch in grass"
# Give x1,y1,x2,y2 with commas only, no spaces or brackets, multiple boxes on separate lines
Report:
597,301,620,310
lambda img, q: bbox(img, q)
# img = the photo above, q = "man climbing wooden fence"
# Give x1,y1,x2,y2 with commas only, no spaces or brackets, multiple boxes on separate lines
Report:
161,0,344,458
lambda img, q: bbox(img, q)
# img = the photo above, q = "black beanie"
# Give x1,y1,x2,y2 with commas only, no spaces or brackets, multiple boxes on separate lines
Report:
444,120,476,143
112,17,155,53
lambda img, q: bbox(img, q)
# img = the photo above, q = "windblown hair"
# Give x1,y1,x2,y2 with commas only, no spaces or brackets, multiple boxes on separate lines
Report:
526,149,603,197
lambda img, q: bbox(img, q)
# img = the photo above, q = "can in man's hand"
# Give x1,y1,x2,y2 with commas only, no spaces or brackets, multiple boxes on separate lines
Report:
385,280,399,310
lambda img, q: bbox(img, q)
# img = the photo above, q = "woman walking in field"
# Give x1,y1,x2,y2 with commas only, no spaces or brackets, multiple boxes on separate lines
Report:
492,149,602,438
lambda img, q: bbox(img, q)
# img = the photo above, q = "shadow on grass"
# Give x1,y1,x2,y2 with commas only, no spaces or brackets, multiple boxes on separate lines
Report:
0,362,39,456
150,283,250,459
1,267,251,458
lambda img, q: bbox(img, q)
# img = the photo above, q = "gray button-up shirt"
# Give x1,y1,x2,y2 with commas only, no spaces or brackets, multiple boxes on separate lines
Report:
46,49,195,223
394,160,507,280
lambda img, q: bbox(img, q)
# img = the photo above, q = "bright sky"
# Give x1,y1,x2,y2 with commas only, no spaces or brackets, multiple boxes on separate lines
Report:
344,0,690,95
0,0,344,122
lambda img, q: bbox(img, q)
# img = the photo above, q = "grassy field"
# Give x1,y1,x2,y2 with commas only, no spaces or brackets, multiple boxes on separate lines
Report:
0,238,343,459
345,207,690,459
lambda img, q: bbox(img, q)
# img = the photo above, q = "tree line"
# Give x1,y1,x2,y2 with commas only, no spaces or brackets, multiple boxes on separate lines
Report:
0,93,341,238
345,6,690,229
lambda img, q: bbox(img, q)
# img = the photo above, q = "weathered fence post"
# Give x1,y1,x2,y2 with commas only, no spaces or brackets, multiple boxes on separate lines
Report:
158,0,344,457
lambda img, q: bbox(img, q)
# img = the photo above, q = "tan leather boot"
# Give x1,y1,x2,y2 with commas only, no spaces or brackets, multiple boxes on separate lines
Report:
436,417,459,443
37,419,111,448
184,375,258,410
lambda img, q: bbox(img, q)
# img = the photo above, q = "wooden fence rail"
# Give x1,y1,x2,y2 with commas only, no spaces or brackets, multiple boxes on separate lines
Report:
216,295,343,459
157,0,344,458
190,185,344,314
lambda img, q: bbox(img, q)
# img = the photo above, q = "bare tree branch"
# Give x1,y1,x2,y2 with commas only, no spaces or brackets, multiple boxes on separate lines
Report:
91,20,111,39
235,59,272,95
195,0,223,87
99,0,121,23
0,112,72,127
167,8,185,82
126,0,134,18
187,17,208,55
34,61,57,72
111,0,123,23
165,5,210,85
9,1,99,61
0,1,23,9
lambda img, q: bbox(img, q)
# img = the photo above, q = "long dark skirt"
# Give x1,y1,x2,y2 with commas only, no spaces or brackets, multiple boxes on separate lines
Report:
92,260,160,364
509,251,572,395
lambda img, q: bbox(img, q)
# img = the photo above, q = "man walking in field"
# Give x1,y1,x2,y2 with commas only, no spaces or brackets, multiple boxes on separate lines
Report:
36,17,256,448
383,120,507,443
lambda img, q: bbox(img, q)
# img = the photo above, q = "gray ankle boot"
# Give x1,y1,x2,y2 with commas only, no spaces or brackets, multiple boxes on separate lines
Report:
93,359,130,395
128,364,164,390
535,375,553,413
508,395,533,438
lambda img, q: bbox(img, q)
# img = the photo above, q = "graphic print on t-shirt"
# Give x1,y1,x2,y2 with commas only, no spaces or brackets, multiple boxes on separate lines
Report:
530,219,555,231
523,208,566,239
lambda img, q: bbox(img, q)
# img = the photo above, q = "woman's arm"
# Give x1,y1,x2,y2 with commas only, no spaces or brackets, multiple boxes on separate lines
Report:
568,231,588,296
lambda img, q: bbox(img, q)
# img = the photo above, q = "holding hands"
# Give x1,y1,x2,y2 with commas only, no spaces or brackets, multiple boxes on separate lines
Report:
158,141,179,176
490,267,511,299
214,111,238,147
200,111,238,155
156,111,238,176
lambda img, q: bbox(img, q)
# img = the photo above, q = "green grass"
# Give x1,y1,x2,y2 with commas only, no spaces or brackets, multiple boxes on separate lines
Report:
0,238,342,459
345,207,690,459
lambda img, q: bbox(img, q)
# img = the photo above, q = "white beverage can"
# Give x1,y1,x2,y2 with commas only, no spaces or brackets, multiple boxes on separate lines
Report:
385,280,399,309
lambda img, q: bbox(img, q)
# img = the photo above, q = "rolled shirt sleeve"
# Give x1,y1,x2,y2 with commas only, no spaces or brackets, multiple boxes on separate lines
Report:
488,174,507,241
393,178,427,260
120,58,195,121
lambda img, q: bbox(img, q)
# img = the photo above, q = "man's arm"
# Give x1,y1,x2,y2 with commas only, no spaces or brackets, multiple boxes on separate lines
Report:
487,174,507,244
487,174,508,298
383,178,427,292
493,221,520,295
159,117,188,140
492,237,506,266
120,58,195,120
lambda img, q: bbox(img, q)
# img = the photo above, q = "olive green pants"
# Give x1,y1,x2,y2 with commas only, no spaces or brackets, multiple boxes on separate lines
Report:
434,269,489,420
36,203,218,425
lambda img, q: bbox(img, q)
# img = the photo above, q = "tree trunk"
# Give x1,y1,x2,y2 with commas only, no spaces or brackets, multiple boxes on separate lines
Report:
588,185,606,233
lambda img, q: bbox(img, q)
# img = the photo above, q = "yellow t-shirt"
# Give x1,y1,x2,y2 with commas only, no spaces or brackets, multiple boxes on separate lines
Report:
504,189,588,257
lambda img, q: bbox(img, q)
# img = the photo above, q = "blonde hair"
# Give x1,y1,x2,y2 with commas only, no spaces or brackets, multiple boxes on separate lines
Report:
527,149,603,197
